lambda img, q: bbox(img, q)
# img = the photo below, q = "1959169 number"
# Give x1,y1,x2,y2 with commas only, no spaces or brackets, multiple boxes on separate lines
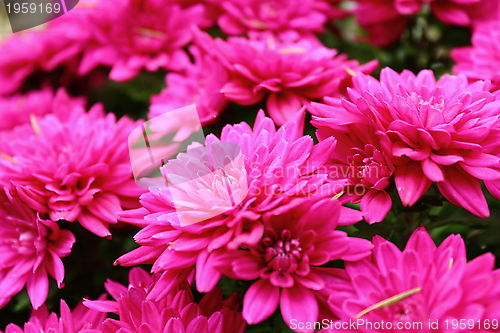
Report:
445,319,499,330
6,2,61,14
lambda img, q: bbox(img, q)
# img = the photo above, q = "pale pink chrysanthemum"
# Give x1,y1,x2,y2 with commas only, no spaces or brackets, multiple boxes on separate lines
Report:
212,198,372,332
324,226,500,332
2,298,106,333
312,68,500,218
308,103,394,223
84,267,246,333
149,46,230,126
216,0,347,36
0,189,75,309
0,103,145,237
353,0,499,47
78,0,205,82
196,30,378,125
0,88,85,132
116,110,361,297
452,21,500,91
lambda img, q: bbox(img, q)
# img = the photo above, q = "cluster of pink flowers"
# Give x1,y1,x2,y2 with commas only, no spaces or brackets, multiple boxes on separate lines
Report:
311,68,500,220
1,0,500,332
116,111,361,296
196,30,377,125
324,227,500,332
84,267,246,333
215,197,372,326
215,0,347,36
0,189,75,309
0,0,208,93
452,21,500,91
2,299,106,333
78,0,206,81
0,100,144,237
0,84,143,308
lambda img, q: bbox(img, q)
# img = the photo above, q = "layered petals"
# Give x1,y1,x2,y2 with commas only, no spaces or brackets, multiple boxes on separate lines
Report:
197,30,377,125
0,99,144,237
325,227,500,332
0,189,76,309
310,68,500,217
215,198,372,331
84,267,246,333
116,111,348,296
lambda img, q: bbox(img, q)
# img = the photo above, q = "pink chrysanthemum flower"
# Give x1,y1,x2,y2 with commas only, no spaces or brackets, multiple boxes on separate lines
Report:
0,189,75,309
0,88,85,132
2,299,106,333
79,0,205,81
216,0,347,36
353,0,498,46
84,267,246,333
452,21,500,91
0,103,145,237
353,0,408,47
0,4,95,95
324,227,500,332
212,198,372,331
149,46,230,126
117,110,360,296
311,68,500,218
308,103,394,223
197,30,377,125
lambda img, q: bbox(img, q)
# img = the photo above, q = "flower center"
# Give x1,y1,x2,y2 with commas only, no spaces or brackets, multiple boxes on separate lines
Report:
263,230,302,272
347,145,392,189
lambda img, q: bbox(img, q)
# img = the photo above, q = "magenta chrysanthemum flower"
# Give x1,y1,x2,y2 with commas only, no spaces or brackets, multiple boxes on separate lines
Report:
149,46,230,126
0,4,95,95
79,0,205,81
0,189,75,309
2,299,106,333
324,227,500,332
197,30,377,125
353,0,498,46
0,103,145,237
84,267,246,333
216,0,347,36
452,21,500,91
308,103,394,223
311,68,500,218
353,0,408,47
212,198,372,331
0,88,85,132
116,110,360,296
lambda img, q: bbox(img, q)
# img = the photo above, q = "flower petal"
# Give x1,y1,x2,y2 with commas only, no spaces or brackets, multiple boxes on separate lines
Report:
242,279,279,324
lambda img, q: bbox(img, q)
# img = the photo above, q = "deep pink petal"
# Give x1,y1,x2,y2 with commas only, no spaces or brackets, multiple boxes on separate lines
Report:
360,190,392,224
437,166,489,218
395,161,432,206
280,284,318,333
242,279,279,324
26,267,49,309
